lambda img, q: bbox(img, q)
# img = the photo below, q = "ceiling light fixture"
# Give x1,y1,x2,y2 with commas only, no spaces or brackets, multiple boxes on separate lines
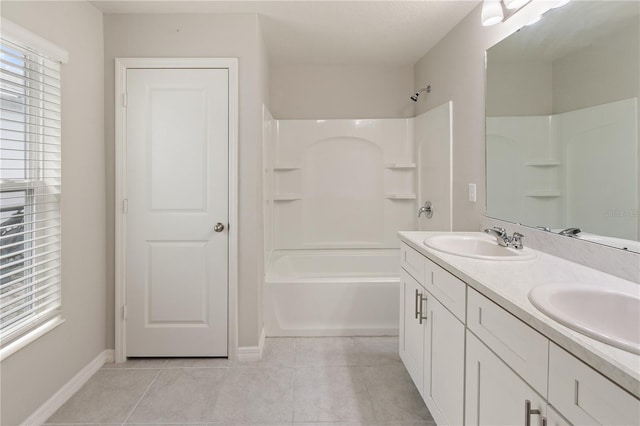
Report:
504,0,529,10
481,0,504,27
481,0,570,27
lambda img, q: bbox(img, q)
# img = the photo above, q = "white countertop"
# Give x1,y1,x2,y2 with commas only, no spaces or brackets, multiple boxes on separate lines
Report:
398,231,640,399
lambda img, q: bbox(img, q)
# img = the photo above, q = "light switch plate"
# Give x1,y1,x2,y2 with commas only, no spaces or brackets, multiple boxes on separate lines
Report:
468,184,477,202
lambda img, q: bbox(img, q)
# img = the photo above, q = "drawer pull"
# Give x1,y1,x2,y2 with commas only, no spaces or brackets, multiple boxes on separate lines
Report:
419,293,428,324
525,400,543,426
415,289,420,319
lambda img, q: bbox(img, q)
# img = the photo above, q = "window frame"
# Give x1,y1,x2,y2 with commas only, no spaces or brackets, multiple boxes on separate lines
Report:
0,18,68,361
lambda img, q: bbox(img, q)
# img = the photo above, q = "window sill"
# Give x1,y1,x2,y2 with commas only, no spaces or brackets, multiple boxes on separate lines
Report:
0,316,65,362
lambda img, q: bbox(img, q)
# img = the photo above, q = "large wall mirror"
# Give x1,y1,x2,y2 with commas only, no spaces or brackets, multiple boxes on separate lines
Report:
486,1,639,252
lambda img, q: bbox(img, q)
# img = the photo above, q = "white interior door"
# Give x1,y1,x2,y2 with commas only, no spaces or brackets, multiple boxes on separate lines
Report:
125,68,229,357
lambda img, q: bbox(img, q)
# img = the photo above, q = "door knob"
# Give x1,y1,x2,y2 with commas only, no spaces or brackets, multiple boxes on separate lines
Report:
214,223,225,232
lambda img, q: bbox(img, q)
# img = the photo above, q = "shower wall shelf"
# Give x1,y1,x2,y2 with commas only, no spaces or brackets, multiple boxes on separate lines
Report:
273,165,301,171
385,193,417,200
385,163,416,169
525,159,561,167
274,193,302,201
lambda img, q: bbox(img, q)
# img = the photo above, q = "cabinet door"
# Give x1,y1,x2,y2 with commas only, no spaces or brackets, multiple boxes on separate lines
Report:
423,294,465,426
548,343,640,425
400,268,425,392
547,406,571,426
465,331,546,426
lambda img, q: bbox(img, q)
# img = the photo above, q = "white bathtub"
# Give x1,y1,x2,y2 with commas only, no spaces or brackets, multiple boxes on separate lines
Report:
264,249,400,336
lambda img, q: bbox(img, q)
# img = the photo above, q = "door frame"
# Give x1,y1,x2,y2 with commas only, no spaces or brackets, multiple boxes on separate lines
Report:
114,58,238,363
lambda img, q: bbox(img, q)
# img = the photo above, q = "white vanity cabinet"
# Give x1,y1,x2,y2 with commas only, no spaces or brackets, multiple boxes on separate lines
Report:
398,237,640,426
423,292,465,426
548,343,640,425
465,289,549,425
546,406,571,426
400,243,465,426
465,331,547,426
400,268,425,390
467,288,549,396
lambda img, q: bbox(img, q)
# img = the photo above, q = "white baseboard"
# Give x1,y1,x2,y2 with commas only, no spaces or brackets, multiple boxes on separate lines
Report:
236,328,265,362
22,350,108,425
264,328,399,337
104,349,115,363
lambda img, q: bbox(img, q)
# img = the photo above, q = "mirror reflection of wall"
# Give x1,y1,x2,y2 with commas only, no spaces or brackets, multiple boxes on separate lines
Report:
486,0,639,251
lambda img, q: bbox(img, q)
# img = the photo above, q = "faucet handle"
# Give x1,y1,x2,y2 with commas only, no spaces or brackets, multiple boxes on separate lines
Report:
418,201,433,219
511,232,525,249
559,227,581,237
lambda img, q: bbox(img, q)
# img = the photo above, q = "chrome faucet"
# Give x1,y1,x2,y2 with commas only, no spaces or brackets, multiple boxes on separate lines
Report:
510,232,525,249
483,227,526,249
559,227,581,237
418,201,433,219
484,227,510,247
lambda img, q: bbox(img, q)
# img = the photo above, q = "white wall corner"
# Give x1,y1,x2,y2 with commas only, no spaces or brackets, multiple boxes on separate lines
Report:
104,349,115,363
236,328,266,362
21,350,108,426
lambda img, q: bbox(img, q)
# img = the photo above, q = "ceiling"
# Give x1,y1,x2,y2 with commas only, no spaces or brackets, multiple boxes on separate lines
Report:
91,0,480,65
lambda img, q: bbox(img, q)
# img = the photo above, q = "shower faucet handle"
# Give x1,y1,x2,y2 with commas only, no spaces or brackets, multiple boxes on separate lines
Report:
418,201,433,219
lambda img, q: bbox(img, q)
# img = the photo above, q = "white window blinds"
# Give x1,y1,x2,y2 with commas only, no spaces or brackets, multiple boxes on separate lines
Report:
0,25,64,347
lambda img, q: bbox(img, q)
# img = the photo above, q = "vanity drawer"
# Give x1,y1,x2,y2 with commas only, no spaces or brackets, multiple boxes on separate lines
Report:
549,343,640,426
424,258,466,322
467,288,549,396
401,242,425,283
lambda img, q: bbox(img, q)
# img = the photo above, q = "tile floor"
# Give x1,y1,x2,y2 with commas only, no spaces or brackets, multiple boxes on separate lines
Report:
45,337,435,426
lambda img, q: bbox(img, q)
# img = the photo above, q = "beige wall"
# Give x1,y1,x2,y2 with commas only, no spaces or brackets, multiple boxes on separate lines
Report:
413,1,556,231
486,60,553,116
0,2,106,424
270,64,414,119
486,22,638,118
552,22,639,114
103,13,266,349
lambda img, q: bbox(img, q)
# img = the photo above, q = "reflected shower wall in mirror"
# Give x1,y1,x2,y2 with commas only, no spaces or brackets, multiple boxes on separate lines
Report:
486,0,639,252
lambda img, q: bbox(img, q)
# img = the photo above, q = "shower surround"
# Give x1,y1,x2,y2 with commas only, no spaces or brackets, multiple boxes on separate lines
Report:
263,105,452,336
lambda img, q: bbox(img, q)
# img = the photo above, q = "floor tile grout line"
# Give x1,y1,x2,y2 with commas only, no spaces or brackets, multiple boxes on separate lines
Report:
121,367,164,424
291,338,298,424
49,338,404,426
360,363,383,426
292,367,299,424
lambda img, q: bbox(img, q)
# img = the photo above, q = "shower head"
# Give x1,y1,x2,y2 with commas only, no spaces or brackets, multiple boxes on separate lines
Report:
410,85,431,102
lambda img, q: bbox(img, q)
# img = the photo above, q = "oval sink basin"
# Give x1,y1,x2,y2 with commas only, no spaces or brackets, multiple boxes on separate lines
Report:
423,233,536,261
529,284,640,354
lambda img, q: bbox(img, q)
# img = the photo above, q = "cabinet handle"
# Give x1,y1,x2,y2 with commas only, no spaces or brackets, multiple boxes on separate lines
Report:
525,400,542,426
415,289,420,319
419,294,428,324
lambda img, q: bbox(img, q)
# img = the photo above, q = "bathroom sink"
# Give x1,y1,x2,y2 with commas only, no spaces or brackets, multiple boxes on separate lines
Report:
529,284,640,354
423,233,536,261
